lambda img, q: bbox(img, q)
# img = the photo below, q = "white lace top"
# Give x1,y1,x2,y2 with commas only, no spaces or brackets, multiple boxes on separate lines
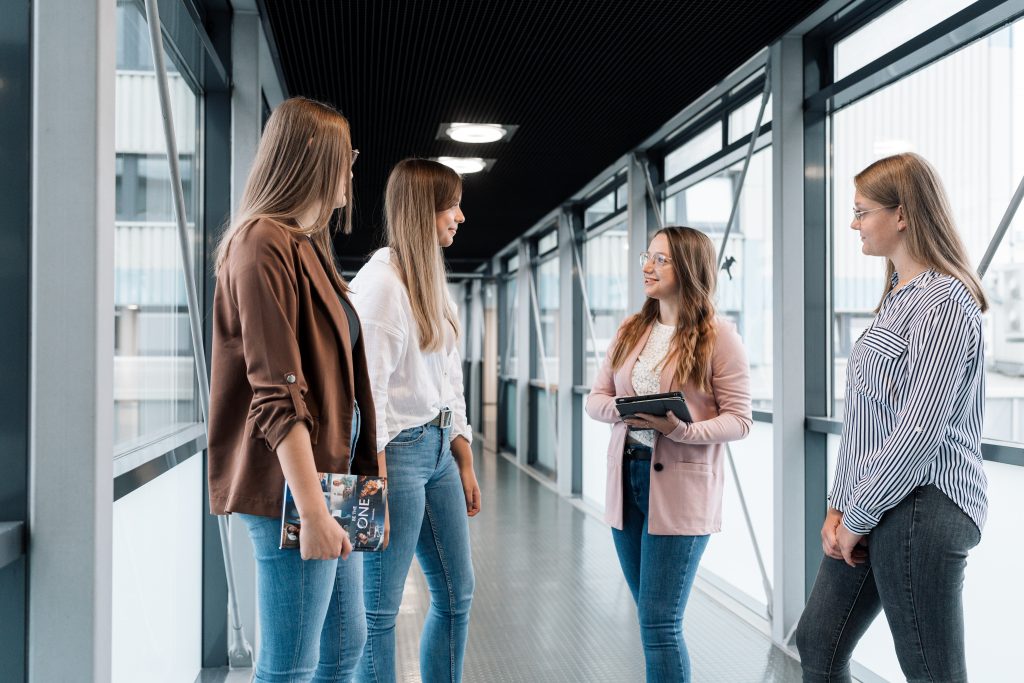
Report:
628,321,675,447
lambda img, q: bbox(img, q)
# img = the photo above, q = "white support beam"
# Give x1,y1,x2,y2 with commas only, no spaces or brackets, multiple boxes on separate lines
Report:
556,210,577,496
515,241,531,466
770,35,808,646
29,1,115,680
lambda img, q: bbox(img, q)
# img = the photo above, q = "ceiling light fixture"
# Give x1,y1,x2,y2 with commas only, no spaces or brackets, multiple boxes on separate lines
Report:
436,156,490,174
445,122,508,144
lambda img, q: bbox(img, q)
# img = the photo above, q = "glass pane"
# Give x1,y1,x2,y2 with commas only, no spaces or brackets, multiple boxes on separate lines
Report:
537,230,558,256
664,121,723,181
616,182,628,211
530,386,557,475
500,277,518,377
699,421,774,612
532,257,559,382
114,0,201,453
582,223,629,384
727,94,772,144
830,19,1024,439
584,192,615,228
834,0,976,81
500,380,517,452
663,147,774,409
581,394,610,510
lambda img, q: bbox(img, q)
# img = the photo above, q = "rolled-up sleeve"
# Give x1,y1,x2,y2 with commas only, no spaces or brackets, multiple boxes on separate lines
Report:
228,235,314,451
447,343,473,444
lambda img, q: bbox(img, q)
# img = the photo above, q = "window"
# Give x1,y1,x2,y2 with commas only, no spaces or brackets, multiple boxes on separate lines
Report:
830,18,1024,442
727,94,772,144
580,218,629,508
834,0,977,81
664,147,774,409
664,121,722,180
114,0,202,454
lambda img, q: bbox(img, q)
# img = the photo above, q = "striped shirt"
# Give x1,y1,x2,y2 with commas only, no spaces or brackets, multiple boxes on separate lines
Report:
831,269,988,535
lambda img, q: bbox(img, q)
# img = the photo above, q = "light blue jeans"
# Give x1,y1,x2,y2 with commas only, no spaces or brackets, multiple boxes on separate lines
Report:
239,512,366,683
611,456,710,683
356,423,475,683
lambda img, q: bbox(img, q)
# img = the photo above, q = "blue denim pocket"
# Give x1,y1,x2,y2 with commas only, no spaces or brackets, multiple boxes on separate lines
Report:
389,425,427,447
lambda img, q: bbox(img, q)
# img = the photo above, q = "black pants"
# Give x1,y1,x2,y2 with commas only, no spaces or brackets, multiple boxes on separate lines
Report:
795,486,981,683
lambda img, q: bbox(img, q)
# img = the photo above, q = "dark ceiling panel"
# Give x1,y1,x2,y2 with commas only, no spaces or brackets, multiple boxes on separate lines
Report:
261,0,825,270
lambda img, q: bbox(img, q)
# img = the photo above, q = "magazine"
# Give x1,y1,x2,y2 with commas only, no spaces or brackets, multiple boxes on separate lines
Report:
280,473,388,552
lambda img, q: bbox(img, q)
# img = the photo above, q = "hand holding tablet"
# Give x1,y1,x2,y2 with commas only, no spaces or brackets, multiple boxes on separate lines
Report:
615,391,693,423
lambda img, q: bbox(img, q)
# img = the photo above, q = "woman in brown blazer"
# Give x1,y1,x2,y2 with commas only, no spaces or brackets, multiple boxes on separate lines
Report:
208,97,382,683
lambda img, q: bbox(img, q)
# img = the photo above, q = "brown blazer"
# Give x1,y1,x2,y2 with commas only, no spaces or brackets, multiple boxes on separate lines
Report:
208,219,379,517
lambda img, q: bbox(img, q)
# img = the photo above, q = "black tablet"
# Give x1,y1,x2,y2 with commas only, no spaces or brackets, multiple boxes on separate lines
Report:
615,391,693,423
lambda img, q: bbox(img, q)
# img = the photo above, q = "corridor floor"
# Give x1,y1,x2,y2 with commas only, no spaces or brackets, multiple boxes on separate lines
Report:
390,439,803,683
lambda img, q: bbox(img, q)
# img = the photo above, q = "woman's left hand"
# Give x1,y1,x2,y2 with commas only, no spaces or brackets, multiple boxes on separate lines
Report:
460,467,482,517
624,411,681,436
835,523,868,567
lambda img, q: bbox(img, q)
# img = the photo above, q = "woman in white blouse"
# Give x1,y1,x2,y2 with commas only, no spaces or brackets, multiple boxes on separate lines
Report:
350,158,479,683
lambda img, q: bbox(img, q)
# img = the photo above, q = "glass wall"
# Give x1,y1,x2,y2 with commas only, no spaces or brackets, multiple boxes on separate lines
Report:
829,16,1024,440
114,0,202,454
498,257,519,453
530,230,559,474
579,188,630,508
664,146,774,410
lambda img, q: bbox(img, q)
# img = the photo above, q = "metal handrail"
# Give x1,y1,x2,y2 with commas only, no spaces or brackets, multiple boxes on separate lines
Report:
143,0,253,668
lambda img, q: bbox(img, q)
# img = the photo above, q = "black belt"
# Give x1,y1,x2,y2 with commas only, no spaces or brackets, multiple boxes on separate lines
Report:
623,444,652,461
426,408,453,429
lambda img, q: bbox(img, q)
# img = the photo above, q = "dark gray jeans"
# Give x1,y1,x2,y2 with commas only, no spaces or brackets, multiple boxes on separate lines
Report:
795,485,981,683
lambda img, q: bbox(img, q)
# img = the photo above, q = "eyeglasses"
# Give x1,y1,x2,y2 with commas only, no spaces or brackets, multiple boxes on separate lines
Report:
352,149,360,165
852,205,897,222
640,252,672,268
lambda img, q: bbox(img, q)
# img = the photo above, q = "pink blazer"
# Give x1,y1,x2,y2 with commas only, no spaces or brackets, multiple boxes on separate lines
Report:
586,317,752,535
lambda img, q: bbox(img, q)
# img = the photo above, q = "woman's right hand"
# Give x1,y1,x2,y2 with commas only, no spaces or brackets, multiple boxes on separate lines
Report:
821,507,845,561
299,510,351,561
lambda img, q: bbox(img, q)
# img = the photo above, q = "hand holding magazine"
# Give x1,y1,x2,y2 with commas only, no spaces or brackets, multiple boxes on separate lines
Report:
280,473,388,552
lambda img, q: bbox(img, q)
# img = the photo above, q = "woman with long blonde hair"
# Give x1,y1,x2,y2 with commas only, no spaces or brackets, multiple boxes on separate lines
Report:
795,153,988,682
586,226,752,682
208,97,381,682
350,158,479,683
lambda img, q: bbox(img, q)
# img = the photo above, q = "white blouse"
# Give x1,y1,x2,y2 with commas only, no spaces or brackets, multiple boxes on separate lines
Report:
349,248,472,452
628,321,675,447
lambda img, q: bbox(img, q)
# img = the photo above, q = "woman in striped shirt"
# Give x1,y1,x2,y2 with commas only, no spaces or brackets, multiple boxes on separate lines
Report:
795,153,988,682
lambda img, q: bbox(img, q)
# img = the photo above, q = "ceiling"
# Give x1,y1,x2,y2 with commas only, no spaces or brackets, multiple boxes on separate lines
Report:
260,0,825,272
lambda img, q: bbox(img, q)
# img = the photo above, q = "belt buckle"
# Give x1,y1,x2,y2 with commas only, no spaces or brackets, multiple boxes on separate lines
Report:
439,408,453,429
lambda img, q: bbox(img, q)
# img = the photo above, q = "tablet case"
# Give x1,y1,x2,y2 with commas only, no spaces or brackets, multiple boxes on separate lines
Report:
615,391,693,423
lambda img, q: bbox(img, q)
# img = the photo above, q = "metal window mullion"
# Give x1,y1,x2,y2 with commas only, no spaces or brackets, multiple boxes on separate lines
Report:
977,172,1024,279
142,0,252,667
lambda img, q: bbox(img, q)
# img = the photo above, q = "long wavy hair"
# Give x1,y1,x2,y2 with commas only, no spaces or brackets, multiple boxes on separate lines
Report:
385,159,462,352
609,226,718,392
856,153,987,312
214,97,355,292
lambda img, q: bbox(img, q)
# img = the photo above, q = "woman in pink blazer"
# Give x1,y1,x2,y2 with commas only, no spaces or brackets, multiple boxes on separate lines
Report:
586,226,752,682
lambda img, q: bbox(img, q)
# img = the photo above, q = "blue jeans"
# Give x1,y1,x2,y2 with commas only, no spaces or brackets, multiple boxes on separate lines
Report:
795,485,981,683
357,423,475,683
611,456,710,683
239,512,366,683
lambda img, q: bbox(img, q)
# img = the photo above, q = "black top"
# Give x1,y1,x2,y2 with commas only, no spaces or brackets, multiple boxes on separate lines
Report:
340,295,360,347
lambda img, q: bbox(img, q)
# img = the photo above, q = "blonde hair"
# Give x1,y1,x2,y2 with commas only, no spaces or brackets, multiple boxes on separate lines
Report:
214,97,354,292
385,159,462,352
609,226,718,393
856,153,987,312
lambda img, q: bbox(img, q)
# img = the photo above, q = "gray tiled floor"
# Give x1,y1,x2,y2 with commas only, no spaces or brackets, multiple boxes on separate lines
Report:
203,429,803,683
391,437,803,683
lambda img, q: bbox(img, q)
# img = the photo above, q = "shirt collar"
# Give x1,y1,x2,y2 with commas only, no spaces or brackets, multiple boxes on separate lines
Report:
891,268,934,291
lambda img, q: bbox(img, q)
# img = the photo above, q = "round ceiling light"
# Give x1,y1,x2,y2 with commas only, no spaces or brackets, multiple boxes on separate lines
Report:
437,156,488,174
445,123,507,144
